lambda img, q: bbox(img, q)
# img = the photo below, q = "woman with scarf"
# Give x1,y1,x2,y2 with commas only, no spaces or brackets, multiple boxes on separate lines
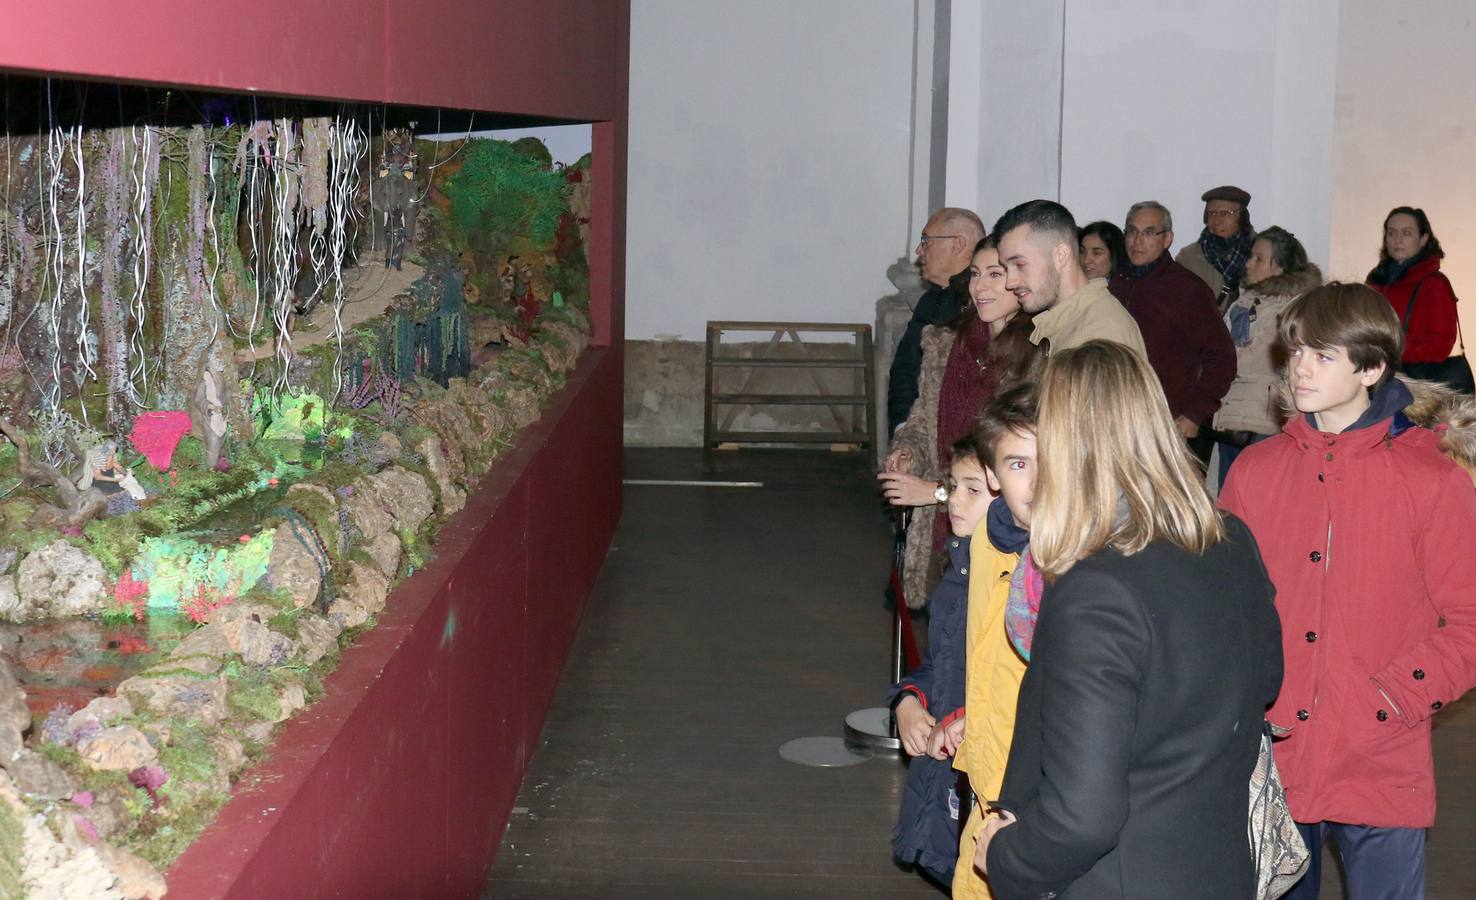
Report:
1367,206,1471,393
1177,184,1256,312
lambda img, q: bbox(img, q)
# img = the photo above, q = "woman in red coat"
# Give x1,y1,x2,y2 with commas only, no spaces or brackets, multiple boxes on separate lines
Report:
1367,207,1461,369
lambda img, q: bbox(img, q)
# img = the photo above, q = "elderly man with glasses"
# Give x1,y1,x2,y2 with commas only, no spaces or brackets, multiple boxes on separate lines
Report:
1109,200,1237,464
1177,185,1256,312
886,207,986,433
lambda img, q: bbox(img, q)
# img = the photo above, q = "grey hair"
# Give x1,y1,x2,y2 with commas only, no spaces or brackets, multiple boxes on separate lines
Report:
935,207,986,243
1126,201,1173,233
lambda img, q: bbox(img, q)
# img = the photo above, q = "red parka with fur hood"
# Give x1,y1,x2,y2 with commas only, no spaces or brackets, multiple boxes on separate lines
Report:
1220,377,1476,827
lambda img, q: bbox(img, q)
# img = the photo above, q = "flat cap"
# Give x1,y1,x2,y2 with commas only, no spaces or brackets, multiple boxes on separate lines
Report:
1202,185,1251,205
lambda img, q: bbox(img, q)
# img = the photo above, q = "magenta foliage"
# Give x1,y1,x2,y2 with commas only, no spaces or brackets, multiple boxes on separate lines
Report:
341,362,401,422
71,814,99,843
130,410,192,469
128,764,170,807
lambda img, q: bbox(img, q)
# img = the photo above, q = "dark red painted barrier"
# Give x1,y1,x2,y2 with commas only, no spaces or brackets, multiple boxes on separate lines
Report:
166,346,622,899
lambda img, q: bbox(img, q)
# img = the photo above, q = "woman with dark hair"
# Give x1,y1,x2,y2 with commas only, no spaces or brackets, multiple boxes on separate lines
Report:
1367,207,1466,389
1078,221,1127,281
1212,226,1322,482
879,235,1046,611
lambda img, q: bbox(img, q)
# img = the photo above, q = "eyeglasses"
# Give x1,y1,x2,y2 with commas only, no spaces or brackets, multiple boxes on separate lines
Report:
917,233,960,247
1207,209,1238,219
1124,227,1168,239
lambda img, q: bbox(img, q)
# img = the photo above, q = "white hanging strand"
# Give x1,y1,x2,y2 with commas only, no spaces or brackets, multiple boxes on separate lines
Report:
202,133,227,345
43,81,64,415
269,118,297,395
245,136,264,371
73,122,98,402
126,124,155,406
326,112,365,401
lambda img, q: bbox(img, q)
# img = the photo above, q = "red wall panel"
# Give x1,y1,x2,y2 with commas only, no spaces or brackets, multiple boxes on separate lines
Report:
0,0,624,121
167,348,621,898
0,1,386,103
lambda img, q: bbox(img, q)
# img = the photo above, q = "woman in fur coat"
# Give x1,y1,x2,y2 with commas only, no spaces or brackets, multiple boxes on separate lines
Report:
1213,226,1321,483
879,236,1044,608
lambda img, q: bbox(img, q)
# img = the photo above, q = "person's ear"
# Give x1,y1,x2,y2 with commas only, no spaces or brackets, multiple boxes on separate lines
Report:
1052,241,1072,273
985,465,1002,495
1359,363,1387,388
1420,233,1430,250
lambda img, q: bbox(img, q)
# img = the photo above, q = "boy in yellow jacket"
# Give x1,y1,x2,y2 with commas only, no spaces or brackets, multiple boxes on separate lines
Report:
950,383,1038,899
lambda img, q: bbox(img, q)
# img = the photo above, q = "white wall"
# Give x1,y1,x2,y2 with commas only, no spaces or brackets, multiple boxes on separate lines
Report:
423,125,592,167
947,0,1338,265
625,0,917,340
1328,0,1476,334
948,0,1066,217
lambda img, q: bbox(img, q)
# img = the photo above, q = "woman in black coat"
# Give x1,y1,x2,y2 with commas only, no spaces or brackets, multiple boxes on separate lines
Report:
975,341,1284,899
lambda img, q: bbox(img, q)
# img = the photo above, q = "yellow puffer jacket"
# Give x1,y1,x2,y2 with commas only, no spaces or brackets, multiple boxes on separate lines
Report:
952,539,1027,899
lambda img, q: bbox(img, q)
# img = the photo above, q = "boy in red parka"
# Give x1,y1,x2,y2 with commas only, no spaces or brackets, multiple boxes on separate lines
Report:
1221,282,1476,900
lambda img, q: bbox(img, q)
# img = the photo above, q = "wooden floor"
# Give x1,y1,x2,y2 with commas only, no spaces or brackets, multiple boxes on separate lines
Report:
485,448,937,898
485,448,1476,899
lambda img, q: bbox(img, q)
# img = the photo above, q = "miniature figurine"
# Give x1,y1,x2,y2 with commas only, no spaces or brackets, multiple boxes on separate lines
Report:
76,441,147,501
190,362,229,470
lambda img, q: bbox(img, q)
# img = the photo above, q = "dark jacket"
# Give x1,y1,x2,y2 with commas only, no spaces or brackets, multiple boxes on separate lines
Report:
1110,253,1237,424
888,281,965,432
889,535,970,882
986,517,1283,900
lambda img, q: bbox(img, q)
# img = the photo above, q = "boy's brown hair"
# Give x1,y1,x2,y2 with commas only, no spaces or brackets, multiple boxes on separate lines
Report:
1276,282,1403,388
969,381,1039,471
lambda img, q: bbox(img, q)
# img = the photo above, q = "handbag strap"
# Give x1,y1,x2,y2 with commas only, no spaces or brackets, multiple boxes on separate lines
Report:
1399,281,1425,334
1399,278,1467,355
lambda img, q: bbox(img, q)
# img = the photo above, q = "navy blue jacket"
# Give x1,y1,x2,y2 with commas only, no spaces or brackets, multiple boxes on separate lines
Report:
889,535,970,882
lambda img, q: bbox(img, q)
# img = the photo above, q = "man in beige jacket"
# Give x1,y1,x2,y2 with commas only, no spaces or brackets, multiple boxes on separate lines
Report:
992,200,1147,358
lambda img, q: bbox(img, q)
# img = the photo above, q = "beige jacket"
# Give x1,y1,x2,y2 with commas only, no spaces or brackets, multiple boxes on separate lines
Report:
1213,266,1322,435
1176,243,1225,298
889,326,955,609
1029,277,1147,358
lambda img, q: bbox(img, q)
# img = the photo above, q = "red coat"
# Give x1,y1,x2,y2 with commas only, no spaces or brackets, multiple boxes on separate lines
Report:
1370,255,1459,364
1220,396,1476,827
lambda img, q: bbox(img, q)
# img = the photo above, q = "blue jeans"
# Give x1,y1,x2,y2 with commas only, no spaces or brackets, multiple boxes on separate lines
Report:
1283,821,1426,900
1217,433,1272,485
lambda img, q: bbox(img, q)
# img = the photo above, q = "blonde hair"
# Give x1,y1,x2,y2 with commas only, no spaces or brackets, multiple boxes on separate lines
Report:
1031,341,1225,578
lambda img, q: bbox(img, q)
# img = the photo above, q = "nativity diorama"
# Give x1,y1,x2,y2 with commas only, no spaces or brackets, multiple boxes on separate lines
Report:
0,79,592,897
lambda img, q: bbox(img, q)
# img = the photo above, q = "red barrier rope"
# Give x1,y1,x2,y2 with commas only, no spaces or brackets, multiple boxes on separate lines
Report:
890,563,921,672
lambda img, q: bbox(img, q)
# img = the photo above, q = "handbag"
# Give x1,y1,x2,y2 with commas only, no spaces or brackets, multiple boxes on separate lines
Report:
1399,281,1476,394
1249,725,1309,899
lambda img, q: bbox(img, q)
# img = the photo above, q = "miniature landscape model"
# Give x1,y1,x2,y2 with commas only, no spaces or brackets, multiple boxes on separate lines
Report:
0,79,592,897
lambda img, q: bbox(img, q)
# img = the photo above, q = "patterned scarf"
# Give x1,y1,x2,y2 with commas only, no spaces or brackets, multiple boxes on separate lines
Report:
1198,225,1256,294
1004,548,1044,662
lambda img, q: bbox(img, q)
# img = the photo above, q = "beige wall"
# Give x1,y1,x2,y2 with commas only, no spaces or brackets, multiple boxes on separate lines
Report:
1329,1,1476,344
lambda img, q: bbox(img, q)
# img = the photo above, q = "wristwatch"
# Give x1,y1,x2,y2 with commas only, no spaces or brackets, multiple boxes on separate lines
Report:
933,482,949,504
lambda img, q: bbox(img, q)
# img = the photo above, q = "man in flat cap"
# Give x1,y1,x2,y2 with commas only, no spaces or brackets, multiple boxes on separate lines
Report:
1177,185,1255,312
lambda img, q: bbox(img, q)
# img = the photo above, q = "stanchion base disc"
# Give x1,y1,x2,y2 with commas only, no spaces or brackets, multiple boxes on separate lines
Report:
779,736,874,767
844,707,902,752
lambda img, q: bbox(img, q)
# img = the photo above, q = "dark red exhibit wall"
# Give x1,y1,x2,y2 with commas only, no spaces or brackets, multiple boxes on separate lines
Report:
0,2,628,895
166,346,623,899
